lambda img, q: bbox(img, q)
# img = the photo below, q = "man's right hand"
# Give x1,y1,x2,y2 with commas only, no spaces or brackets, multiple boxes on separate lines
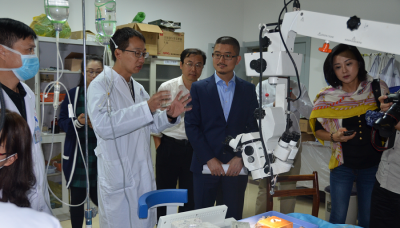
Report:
147,91,171,113
207,158,225,176
379,95,392,112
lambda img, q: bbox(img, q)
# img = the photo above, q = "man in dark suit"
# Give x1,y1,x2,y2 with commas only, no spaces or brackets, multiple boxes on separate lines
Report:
185,36,258,220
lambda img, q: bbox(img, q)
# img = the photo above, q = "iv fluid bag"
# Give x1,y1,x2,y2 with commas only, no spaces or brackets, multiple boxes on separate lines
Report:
44,0,69,24
95,0,117,38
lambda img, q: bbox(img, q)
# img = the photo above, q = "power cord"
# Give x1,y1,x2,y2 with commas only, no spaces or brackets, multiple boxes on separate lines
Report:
277,0,302,103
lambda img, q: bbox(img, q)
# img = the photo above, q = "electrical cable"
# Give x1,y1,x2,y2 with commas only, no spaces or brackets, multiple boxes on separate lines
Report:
277,0,302,103
257,0,303,193
108,105,133,228
104,38,133,228
283,0,288,12
46,110,90,207
41,79,90,207
41,31,89,207
258,25,274,181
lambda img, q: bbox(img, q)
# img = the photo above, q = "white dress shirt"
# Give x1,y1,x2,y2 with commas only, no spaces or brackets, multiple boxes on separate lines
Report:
255,79,313,132
376,131,400,194
157,75,190,140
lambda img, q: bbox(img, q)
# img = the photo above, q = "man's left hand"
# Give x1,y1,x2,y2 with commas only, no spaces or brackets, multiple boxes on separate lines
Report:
166,91,192,119
226,156,243,177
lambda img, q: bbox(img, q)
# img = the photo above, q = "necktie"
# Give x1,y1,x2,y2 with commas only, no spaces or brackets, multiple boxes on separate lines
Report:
128,79,135,102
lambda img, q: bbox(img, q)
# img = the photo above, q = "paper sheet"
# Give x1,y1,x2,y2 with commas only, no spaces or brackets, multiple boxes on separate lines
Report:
202,164,248,175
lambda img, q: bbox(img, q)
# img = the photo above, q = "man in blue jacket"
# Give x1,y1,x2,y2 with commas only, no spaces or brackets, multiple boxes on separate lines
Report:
185,36,258,220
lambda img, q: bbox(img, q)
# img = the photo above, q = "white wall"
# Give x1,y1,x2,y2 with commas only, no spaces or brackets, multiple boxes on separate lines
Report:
1,0,400,98
243,0,400,99
0,0,245,79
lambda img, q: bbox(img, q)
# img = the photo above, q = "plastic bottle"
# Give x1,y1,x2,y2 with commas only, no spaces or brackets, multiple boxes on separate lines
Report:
44,0,69,31
95,0,117,44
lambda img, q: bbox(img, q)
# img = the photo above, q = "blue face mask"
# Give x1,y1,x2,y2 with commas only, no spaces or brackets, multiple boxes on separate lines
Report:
0,44,39,81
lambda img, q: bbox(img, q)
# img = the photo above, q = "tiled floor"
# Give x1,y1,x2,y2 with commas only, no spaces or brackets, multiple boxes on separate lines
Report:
60,180,326,228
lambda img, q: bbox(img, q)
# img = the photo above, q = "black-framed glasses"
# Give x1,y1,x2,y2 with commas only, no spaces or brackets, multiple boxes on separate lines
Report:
212,53,237,60
185,62,204,69
122,49,149,58
86,71,102,76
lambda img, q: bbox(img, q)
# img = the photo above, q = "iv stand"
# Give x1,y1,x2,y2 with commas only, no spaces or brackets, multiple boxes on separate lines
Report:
81,0,96,227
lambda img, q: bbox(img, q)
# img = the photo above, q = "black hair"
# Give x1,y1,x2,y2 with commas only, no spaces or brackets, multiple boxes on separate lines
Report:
323,43,367,88
214,36,240,56
110,27,146,62
0,18,37,48
180,48,206,65
0,109,36,208
79,55,104,87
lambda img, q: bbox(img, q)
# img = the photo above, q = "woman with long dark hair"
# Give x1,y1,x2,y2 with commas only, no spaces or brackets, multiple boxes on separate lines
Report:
58,55,103,228
0,109,36,207
310,44,389,227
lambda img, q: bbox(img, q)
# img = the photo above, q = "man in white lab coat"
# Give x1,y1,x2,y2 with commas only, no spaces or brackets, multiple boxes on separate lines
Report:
88,27,191,228
0,18,52,214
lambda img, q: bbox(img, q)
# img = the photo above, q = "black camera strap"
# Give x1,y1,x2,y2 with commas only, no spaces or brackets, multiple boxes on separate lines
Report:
371,79,381,110
371,128,395,152
369,79,396,151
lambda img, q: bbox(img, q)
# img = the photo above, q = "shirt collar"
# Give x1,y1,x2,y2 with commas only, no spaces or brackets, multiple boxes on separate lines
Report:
214,71,236,86
178,75,185,88
2,82,27,98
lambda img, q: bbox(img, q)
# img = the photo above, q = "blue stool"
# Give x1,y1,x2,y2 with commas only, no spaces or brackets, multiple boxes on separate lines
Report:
138,189,188,219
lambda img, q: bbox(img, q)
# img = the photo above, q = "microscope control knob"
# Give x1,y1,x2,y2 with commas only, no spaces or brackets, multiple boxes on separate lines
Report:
347,15,361,31
247,156,255,163
244,146,254,156
250,58,267,73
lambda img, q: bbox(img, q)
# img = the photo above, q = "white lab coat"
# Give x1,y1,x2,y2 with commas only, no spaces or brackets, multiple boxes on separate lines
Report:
0,83,52,214
0,202,61,228
88,66,179,228
379,57,400,88
369,55,381,78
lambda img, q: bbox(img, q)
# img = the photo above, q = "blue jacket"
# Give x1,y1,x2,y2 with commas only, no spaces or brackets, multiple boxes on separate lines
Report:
185,75,259,174
58,87,84,188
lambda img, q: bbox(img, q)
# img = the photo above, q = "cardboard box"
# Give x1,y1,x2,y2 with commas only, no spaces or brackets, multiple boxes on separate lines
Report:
70,30,96,41
116,23,162,56
301,132,316,142
40,74,54,82
64,52,83,71
299,118,312,133
157,30,184,57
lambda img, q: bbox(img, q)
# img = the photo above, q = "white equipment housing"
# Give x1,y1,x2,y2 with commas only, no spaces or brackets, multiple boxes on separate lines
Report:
236,10,400,181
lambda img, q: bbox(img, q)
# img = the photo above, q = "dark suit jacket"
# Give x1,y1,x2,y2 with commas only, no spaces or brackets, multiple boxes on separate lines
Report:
185,74,259,174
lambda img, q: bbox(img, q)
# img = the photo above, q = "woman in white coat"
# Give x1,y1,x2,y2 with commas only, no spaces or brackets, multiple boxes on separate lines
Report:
88,27,191,228
0,18,52,214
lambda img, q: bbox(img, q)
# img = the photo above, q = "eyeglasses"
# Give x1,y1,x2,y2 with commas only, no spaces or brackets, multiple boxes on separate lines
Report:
86,71,102,76
122,49,149,58
212,53,237,60
185,62,204,69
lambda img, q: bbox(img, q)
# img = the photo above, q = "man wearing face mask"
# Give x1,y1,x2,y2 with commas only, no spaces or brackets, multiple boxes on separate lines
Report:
0,18,52,214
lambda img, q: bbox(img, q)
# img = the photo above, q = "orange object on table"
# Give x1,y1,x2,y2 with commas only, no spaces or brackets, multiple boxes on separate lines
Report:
53,161,62,172
256,216,293,228
40,93,66,102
